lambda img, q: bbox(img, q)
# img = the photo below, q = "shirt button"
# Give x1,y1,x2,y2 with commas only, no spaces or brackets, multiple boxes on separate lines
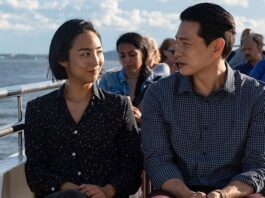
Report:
72,152,76,157
77,171,82,176
51,187,55,191
73,130,78,134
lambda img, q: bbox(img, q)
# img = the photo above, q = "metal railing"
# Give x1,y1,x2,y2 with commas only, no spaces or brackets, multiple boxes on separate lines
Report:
0,80,64,156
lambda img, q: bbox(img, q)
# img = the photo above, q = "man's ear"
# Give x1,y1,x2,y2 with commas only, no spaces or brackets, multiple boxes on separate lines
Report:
212,38,225,58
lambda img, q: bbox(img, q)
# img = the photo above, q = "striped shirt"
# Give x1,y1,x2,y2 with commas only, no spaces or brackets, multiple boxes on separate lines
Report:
141,66,265,192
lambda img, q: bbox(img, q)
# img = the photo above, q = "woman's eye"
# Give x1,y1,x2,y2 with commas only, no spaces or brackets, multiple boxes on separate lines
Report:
129,53,136,57
119,55,125,58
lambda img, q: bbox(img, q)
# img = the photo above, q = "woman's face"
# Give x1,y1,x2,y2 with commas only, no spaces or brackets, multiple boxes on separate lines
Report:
118,43,143,73
60,30,104,85
163,42,178,73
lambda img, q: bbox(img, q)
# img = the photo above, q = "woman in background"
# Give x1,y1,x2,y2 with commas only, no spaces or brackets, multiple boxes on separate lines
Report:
143,36,170,77
99,32,160,123
24,19,143,198
159,38,178,73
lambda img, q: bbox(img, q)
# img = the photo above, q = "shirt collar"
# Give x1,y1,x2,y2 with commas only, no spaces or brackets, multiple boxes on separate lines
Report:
177,74,193,94
55,82,101,100
177,63,235,94
222,63,235,94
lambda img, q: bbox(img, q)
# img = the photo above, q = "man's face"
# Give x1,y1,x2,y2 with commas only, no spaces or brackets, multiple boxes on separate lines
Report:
242,38,262,65
174,21,216,77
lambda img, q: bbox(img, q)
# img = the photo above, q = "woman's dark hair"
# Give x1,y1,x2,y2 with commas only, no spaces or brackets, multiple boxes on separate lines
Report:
180,3,236,58
49,19,101,80
116,32,151,104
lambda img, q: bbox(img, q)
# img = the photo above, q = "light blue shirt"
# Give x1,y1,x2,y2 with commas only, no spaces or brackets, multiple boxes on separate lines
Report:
98,67,160,102
153,63,170,77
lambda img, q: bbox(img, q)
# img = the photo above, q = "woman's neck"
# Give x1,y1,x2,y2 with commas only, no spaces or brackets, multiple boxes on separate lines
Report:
125,67,141,79
64,81,93,102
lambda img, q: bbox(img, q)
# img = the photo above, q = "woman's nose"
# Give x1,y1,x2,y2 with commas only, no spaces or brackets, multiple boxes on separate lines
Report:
91,54,100,66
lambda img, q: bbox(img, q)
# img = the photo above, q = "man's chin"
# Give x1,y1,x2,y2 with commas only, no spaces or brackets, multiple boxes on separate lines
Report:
179,68,192,76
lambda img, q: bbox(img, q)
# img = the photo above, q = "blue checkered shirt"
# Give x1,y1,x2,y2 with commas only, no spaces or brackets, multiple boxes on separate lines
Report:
141,66,265,193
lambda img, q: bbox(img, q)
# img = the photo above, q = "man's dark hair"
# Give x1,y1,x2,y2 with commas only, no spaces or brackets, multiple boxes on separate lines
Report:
180,3,236,58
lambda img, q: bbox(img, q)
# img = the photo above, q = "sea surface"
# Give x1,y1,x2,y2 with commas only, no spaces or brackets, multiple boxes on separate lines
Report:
0,58,119,159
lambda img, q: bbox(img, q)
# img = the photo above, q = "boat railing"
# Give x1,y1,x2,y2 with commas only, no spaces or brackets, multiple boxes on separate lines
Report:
0,80,64,155
0,80,65,198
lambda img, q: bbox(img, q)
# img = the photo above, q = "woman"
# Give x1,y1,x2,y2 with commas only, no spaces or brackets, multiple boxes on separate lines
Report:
24,19,143,198
159,38,178,74
143,36,170,77
99,32,160,123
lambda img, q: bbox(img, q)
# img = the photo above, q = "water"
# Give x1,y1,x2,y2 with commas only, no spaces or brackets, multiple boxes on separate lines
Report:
0,58,119,159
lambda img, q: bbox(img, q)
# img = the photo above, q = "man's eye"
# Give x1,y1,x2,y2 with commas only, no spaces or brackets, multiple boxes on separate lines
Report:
81,52,90,56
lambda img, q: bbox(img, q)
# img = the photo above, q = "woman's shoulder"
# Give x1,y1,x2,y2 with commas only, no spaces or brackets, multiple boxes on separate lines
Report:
99,88,127,101
98,88,130,109
101,67,124,78
153,63,170,77
27,88,60,108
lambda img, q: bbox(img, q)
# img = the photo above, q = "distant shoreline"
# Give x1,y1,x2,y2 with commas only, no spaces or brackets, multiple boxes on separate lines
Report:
0,50,119,61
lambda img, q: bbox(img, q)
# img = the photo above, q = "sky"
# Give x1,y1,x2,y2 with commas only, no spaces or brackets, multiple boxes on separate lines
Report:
0,0,265,54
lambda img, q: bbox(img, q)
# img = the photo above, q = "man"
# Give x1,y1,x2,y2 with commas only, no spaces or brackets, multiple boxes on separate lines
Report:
228,28,253,68
142,3,265,198
235,33,264,75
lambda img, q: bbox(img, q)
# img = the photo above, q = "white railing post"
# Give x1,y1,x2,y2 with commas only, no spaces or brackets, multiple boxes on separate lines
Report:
17,95,23,156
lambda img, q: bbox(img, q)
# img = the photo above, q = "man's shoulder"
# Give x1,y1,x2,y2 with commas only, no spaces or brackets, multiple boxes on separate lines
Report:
256,59,265,68
147,72,180,92
235,62,248,69
234,70,265,93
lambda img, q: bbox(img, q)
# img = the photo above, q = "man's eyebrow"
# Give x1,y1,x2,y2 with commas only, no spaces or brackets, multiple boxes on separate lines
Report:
175,36,190,41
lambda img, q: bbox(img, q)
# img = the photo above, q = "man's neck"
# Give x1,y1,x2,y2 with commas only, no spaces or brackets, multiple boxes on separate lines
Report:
249,55,262,66
192,62,227,97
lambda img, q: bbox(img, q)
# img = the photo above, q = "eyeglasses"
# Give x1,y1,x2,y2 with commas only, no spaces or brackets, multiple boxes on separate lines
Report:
164,49,175,54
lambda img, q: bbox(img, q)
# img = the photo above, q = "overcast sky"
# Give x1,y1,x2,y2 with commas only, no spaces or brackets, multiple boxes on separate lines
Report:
0,0,265,54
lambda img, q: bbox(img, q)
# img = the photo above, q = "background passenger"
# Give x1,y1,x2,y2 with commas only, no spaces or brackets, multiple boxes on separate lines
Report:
99,32,160,124
234,33,264,75
143,36,170,77
24,19,143,198
159,38,178,74
249,59,265,82
228,28,253,68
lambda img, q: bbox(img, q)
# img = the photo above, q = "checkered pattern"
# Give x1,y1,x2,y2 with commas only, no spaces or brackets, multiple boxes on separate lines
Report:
141,66,265,193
